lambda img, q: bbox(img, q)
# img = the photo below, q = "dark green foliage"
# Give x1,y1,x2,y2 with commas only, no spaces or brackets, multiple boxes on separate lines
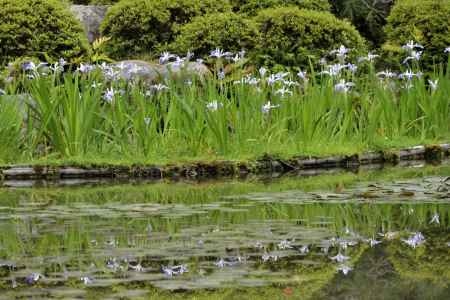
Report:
0,0,89,64
100,0,232,59
253,7,366,68
330,0,394,47
384,0,450,68
230,0,331,15
170,12,258,58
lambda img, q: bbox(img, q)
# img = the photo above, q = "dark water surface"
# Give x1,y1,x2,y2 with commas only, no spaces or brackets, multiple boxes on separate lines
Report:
0,162,449,299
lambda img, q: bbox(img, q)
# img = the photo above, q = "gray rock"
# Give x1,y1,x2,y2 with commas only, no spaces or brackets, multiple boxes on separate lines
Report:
113,60,211,84
162,62,211,81
114,60,165,83
70,5,109,43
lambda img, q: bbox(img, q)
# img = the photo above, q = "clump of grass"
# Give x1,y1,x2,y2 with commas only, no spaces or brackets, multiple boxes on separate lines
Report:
0,44,449,165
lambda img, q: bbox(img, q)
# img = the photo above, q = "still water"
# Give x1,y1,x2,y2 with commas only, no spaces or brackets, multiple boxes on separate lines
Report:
0,163,449,299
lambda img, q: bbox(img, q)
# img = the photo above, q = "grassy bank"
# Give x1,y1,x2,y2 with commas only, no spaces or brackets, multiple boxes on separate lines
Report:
0,47,449,167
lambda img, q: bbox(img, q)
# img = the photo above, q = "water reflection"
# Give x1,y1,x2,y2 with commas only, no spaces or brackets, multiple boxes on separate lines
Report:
0,166,448,299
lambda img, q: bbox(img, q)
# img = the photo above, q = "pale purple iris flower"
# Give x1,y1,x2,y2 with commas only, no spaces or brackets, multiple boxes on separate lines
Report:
261,101,280,113
334,80,355,93
209,48,233,58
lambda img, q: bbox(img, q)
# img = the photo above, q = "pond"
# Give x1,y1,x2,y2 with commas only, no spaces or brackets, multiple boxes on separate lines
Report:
0,162,449,299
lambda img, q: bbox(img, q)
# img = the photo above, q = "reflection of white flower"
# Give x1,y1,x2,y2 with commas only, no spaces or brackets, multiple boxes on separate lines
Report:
215,258,226,268
262,252,278,262
378,231,399,240
162,264,188,277
402,232,425,248
129,263,144,272
445,47,450,53
278,239,293,249
337,264,352,275
368,239,382,247
430,212,440,224
330,253,349,263
80,276,94,285
299,245,309,254
26,272,43,284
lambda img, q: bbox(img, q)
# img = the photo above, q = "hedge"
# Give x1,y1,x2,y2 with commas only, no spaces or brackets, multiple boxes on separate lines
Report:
100,0,232,59
252,7,366,68
384,0,450,68
0,0,89,64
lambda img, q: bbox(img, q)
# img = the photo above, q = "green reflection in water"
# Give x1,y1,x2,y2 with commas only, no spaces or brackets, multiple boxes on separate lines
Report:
0,163,449,299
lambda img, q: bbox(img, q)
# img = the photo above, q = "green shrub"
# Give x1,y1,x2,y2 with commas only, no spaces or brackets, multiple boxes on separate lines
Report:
100,0,232,59
170,12,258,59
384,0,450,68
330,0,394,47
231,0,331,15
0,0,89,64
252,7,366,68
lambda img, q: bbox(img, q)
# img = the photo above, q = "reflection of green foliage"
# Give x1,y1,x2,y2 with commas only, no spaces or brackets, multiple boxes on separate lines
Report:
0,165,449,297
387,228,450,288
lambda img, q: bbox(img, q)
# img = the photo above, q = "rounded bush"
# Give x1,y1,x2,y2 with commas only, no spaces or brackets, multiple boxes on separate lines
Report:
0,0,89,64
231,0,331,15
170,12,258,58
253,7,366,68
384,0,450,67
100,0,232,59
